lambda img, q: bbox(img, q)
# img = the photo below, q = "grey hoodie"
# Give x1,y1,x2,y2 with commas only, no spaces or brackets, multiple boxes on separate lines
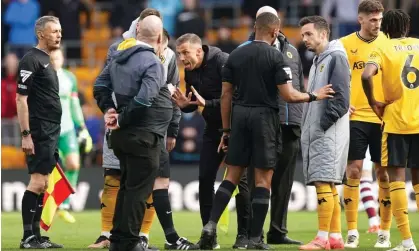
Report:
301,39,350,185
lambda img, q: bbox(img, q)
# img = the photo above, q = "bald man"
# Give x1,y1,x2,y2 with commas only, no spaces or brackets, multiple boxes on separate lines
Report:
241,6,304,245
94,15,171,251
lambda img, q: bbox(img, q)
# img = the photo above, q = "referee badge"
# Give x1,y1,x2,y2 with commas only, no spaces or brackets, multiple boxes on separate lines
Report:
287,51,293,59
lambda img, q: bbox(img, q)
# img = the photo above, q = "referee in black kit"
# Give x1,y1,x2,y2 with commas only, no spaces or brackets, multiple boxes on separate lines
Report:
172,34,250,248
199,12,334,250
242,6,304,245
16,16,63,249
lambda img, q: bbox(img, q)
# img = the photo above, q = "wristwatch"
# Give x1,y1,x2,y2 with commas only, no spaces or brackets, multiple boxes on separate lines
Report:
219,128,231,133
308,92,318,102
21,130,31,137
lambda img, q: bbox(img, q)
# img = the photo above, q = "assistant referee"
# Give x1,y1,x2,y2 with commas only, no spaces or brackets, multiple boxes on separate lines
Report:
16,16,63,249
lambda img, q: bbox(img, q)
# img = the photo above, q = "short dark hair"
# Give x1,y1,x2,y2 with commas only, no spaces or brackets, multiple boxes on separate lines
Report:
358,0,384,14
382,9,410,38
176,33,202,46
139,8,162,20
163,28,170,43
299,16,330,36
255,12,280,32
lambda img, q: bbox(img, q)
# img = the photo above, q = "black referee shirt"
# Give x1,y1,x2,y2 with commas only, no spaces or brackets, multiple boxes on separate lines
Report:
17,48,62,124
222,41,292,110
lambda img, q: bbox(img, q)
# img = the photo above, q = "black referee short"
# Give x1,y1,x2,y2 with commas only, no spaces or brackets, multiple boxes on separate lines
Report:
348,121,382,163
26,119,60,175
225,105,280,169
158,143,170,178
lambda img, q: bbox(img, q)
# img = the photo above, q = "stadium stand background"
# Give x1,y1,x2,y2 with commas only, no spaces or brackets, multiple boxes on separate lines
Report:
2,0,419,169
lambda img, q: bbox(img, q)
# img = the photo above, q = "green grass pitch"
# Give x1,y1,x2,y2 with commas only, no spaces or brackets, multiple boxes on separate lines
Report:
2,211,418,250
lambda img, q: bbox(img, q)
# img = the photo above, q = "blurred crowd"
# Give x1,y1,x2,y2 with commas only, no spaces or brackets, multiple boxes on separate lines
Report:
2,0,419,168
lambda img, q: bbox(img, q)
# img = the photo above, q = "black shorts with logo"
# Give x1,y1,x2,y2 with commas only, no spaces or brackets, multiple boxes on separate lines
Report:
348,121,382,163
26,119,60,175
381,133,419,168
225,105,280,169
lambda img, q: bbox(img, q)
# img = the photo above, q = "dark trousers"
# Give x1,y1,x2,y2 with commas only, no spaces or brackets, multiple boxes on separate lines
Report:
199,128,250,235
247,125,301,237
109,128,162,251
268,126,300,236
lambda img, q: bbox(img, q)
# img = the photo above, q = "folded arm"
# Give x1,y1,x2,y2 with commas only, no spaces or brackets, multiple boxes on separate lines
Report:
93,64,116,114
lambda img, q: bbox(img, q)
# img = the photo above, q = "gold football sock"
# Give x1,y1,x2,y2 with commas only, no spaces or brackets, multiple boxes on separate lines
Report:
140,194,156,236
390,181,411,240
379,180,392,231
316,184,334,232
414,184,419,214
101,175,120,232
343,178,360,231
329,186,341,234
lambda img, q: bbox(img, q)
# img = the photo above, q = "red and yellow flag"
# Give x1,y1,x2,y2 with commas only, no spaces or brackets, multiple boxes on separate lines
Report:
40,163,75,231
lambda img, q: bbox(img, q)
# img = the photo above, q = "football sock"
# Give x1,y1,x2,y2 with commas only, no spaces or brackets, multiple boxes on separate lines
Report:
153,189,180,243
390,181,411,240
140,194,155,238
22,190,39,240
206,180,236,228
343,178,360,231
379,180,392,231
360,180,379,226
235,186,250,236
249,187,270,242
101,175,119,233
413,184,419,213
32,193,44,239
316,184,334,234
329,186,342,237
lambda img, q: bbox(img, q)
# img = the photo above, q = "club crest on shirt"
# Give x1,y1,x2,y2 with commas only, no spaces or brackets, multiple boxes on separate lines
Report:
350,49,358,54
159,54,166,63
287,51,293,59
319,64,325,72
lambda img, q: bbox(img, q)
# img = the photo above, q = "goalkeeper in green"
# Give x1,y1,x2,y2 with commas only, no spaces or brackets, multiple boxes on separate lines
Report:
50,49,92,223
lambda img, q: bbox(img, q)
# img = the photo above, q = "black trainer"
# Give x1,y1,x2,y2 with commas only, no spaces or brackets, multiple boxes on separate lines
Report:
139,236,159,251
39,236,63,248
247,239,269,250
165,237,199,250
196,238,220,249
19,235,46,249
198,228,217,250
233,235,248,249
